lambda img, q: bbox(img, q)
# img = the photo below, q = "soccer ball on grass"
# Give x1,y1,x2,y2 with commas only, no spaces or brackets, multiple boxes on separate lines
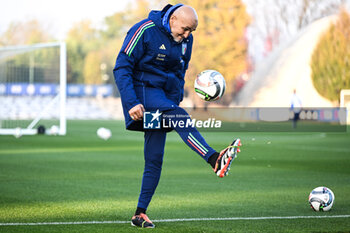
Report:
194,70,226,101
308,186,334,211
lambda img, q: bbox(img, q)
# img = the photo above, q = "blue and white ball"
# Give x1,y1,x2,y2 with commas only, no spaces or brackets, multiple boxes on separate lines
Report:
308,186,334,211
194,70,226,101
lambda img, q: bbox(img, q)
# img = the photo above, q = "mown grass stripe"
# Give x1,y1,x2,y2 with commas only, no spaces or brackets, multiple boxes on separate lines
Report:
0,144,184,155
1,215,350,226
0,146,138,154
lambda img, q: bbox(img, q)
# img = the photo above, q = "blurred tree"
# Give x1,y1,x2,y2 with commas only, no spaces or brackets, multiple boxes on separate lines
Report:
100,38,123,85
67,0,250,89
311,9,350,101
103,0,156,40
84,50,102,84
0,20,58,84
296,0,345,29
102,12,129,40
0,19,53,46
276,0,346,35
100,0,164,87
127,0,152,23
66,20,101,83
102,0,250,103
177,0,250,104
246,0,346,60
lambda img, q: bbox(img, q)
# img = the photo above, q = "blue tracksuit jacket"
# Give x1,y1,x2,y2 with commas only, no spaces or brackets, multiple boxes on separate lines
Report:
113,4,193,131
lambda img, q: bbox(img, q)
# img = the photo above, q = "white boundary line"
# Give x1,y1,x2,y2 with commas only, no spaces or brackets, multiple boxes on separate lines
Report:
1,215,350,226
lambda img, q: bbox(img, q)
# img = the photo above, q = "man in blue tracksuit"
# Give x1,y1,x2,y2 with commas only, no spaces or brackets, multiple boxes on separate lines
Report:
113,4,241,228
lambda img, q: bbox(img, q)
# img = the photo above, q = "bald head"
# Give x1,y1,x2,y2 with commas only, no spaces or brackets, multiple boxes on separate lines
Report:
169,5,198,42
173,5,198,27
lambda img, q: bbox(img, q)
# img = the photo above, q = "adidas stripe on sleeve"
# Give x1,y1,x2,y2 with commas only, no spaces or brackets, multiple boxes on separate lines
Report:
124,20,155,57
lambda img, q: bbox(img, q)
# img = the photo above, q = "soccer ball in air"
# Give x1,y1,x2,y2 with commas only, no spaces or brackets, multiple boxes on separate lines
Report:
194,70,226,101
308,186,334,211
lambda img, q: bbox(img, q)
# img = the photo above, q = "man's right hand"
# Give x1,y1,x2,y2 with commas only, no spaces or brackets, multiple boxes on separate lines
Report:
128,104,145,121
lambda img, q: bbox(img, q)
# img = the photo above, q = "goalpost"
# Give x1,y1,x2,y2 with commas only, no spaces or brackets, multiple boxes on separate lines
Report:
0,42,66,136
340,89,350,125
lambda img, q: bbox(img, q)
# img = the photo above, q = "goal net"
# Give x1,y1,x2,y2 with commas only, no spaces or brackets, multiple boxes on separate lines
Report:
340,89,350,125
0,42,66,136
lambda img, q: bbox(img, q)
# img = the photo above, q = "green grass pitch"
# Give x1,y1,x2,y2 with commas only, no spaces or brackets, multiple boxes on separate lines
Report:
0,120,349,232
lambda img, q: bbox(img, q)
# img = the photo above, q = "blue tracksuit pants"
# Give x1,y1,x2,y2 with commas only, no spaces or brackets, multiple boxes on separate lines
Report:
137,107,216,210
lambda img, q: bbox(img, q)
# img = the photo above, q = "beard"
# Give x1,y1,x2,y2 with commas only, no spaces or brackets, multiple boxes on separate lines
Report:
171,33,183,43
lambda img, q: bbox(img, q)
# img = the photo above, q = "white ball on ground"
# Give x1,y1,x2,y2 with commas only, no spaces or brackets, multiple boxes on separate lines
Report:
97,127,112,140
14,127,22,138
308,186,334,211
49,125,59,135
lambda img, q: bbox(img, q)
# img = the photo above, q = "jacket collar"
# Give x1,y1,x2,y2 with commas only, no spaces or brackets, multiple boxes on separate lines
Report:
161,4,184,33
148,4,183,34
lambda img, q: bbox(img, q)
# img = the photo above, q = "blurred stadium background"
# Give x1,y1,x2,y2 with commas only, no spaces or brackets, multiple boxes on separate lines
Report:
1,0,349,134
1,0,350,232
